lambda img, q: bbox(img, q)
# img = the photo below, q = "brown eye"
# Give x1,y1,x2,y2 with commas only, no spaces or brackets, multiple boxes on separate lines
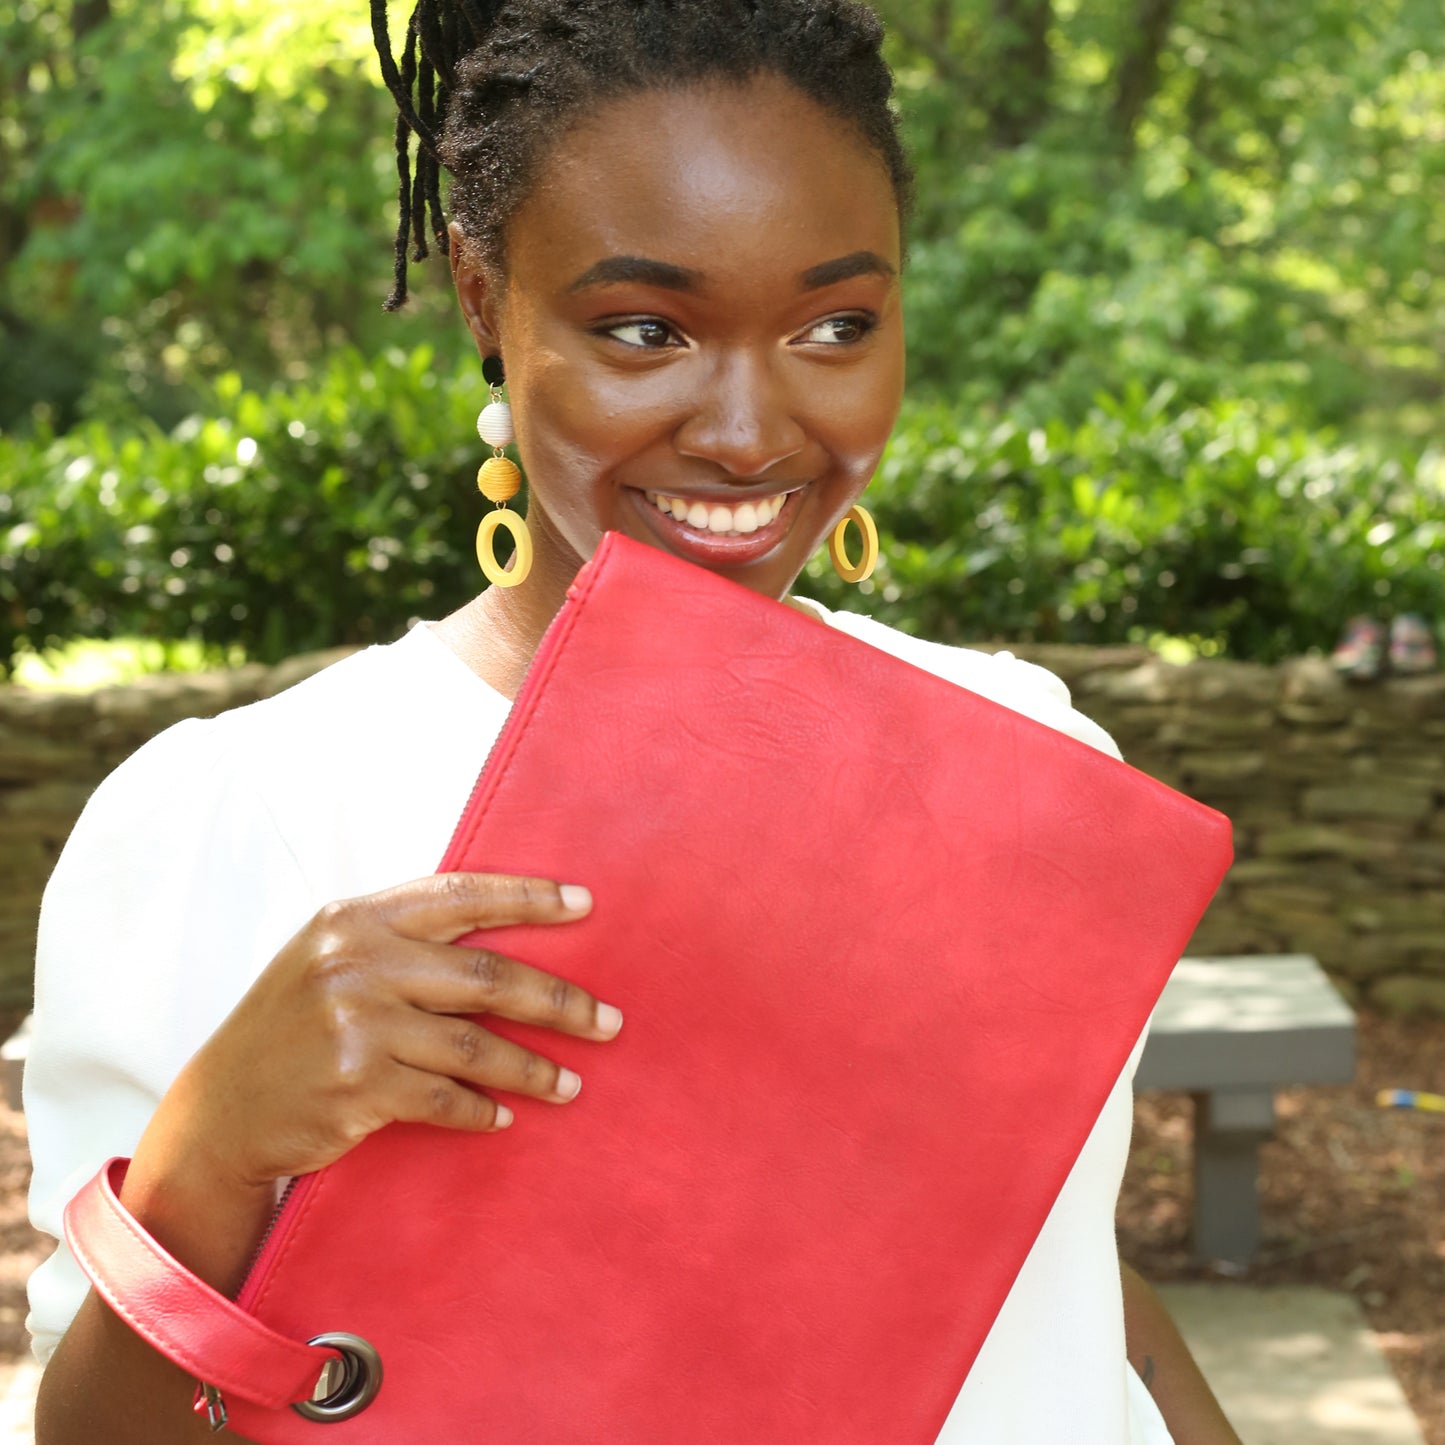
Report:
798,314,875,346
605,319,680,349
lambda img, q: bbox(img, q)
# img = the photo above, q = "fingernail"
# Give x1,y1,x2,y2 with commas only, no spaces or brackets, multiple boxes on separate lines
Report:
559,884,592,913
494,1104,514,1129
595,1003,624,1038
555,1068,582,1101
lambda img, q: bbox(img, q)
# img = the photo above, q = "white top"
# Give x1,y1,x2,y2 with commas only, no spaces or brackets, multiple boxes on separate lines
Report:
26,605,1174,1444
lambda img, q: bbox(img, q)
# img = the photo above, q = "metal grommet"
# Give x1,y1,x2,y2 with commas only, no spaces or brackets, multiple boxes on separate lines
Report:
291,1333,384,1423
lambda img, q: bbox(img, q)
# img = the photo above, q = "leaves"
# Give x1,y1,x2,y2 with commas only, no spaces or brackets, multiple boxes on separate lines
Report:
0,346,486,669
805,387,1445,660
5,357,1440,674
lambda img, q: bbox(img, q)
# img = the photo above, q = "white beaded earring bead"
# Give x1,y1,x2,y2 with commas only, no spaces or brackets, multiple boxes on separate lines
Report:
477,397,515,449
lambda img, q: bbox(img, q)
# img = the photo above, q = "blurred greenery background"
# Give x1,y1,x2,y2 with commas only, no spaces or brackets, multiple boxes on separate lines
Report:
2,0,1443,676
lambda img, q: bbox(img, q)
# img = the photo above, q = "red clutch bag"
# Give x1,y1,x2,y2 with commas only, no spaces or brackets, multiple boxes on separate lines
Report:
66,532,1231,1442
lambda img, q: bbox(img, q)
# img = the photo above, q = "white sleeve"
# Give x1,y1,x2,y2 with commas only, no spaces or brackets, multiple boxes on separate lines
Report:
979,651,1123,762
24,717,315,1364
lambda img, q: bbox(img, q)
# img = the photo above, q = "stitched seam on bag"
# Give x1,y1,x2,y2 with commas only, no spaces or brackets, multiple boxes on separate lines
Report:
444,540,608,863
250,1169,326,1317
248,548,614,1315
243,542,614,1333
68,1184,306,1407
479,539,608,819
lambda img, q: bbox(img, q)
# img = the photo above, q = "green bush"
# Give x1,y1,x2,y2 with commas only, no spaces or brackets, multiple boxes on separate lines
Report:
4,351,1443,673
804,382,1445,662
1,346,489,669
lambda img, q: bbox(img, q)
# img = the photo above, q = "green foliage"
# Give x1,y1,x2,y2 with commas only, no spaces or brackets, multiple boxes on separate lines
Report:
6,354,1443,673
882,0,1445,437
1,346,488,669
4,0,1444,665
0,0,463,432
803,383,1445,662
899,142,1330,426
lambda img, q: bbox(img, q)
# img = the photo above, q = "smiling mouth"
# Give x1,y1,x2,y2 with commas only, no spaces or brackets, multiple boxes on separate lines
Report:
644,490,790,537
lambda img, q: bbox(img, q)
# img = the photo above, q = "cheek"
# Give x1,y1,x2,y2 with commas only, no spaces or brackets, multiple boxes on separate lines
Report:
816,341,905,473
513,354,672,487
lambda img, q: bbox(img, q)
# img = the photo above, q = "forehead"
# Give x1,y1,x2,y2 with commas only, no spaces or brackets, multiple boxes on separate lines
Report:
504,75,901,295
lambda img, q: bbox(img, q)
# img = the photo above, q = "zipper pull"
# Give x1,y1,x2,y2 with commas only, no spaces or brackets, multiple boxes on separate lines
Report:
199,1381,229,1432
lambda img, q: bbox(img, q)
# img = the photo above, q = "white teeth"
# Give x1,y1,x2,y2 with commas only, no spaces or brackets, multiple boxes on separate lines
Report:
645,491,789,536
644,491,786,537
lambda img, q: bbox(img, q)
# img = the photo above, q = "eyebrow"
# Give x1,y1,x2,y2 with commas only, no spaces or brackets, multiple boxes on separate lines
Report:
568,257,703,293
566,249,897,295
798,251,897,289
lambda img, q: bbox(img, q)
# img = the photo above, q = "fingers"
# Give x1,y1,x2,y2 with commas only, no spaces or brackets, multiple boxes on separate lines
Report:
389,1064,516,1133
394,939,623,1041
368,872,594,944
393,1013,585,1107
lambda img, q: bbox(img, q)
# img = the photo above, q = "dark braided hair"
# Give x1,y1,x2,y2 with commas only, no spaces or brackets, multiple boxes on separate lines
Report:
371,0,912,310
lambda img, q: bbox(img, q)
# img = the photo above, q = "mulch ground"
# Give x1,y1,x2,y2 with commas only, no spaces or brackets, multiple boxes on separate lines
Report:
1120,1008,1445,1444
1,1009,1440,1438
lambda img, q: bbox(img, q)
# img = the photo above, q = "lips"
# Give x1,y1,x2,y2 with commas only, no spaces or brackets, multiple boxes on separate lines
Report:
625,484,804,566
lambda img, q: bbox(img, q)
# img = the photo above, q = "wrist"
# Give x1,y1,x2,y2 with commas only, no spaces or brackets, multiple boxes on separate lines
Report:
121,1087,280,1297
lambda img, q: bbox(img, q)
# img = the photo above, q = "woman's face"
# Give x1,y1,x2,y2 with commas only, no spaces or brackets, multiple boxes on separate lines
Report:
453,74,905,602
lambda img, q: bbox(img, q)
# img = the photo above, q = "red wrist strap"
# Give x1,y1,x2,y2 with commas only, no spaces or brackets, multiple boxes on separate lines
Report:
64,1158,338,1410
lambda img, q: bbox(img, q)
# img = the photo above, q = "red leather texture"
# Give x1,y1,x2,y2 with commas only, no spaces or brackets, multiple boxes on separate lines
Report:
67,532,1232,1442
63,1160,338,1407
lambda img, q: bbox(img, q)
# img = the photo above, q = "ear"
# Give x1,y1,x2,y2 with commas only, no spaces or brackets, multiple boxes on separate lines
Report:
450,220,503,357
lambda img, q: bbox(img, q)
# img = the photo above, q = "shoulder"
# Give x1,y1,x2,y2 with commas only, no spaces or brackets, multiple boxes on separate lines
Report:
793,598,1121,761
72,625,460,821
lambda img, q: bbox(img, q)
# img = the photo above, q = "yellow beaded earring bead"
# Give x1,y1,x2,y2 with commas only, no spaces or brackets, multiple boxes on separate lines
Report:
828,503,879,584
474,355,532,588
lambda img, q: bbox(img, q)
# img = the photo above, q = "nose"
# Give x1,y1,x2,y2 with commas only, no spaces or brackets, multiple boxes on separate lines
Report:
672,350,808,479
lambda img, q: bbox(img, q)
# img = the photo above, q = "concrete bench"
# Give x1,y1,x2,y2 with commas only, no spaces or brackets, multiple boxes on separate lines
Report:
1136,954,1357,1265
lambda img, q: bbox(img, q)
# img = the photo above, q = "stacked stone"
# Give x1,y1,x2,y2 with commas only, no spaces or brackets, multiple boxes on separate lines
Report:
1003,644,1445,1017
1,642,1442,1015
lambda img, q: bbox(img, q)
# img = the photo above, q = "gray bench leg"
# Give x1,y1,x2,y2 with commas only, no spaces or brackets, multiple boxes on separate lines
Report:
1190,1089,1274,1265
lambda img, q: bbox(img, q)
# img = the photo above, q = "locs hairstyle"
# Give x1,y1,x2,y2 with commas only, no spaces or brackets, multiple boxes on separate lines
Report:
370,0,913,310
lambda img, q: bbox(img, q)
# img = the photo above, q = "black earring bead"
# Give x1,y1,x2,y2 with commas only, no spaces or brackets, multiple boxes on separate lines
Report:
482,355,505,387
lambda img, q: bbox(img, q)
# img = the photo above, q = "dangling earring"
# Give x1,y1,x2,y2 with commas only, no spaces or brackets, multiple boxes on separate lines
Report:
474,355,532,588
828,503,878,584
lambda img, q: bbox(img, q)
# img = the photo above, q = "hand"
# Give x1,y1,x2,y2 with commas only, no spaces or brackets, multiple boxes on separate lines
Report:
153,872,619,1192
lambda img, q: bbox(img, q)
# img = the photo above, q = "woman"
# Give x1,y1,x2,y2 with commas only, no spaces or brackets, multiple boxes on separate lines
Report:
27,2,1241,1440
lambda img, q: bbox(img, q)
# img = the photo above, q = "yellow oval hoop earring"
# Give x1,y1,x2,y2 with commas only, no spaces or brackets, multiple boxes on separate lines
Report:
828,504,879,584
476,508,533,589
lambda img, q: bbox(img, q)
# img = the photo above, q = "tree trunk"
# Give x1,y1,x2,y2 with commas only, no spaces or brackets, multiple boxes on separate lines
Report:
72,0,113,43
987,0,1054,148
1111,0,1178,151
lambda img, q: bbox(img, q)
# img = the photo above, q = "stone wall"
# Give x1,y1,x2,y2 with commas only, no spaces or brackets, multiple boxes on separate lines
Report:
2,643,1442,1014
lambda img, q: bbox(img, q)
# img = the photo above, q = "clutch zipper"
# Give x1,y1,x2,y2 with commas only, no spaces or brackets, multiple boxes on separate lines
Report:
192,1175,308,1428
211,539,615,1394
233,1174,303,1301
436,536,608,869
